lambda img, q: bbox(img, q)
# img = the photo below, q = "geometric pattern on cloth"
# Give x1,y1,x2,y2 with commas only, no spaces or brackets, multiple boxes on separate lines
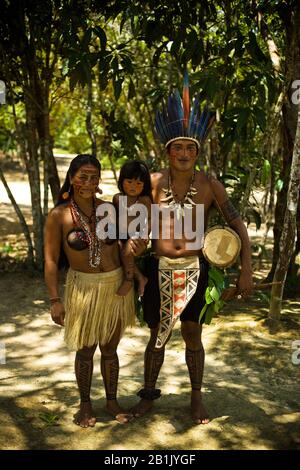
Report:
155,256,200,349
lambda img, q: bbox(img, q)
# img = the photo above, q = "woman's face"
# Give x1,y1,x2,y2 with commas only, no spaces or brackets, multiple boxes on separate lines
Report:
70,164,100,199
122,177,144,197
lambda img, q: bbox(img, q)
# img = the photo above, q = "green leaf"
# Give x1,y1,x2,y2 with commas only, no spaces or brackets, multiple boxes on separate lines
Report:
204,304,215,325
209,286,220,302
262,159,271,185
94,26,107,51
120,54,134,74
213,300,224,313
113,78,123,101
248,31,267,64
38,412,59,426
276,178,283,192
111,56,119,72
208,267,225,287
199,304,208,323
205,288,213,304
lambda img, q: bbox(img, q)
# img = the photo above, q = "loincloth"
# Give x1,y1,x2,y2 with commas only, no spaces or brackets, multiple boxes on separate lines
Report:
156,256,201,348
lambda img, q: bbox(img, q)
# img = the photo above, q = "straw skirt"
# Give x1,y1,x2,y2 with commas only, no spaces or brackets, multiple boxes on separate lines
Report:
64,267,135,350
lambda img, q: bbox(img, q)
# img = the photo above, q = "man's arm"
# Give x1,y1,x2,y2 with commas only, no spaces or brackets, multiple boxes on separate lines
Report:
210,178,254,297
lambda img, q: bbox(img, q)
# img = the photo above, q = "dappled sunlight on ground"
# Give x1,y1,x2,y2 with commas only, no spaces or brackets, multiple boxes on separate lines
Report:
0,272,299,449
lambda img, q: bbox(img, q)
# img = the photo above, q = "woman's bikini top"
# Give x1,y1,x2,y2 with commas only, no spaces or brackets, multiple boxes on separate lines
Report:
66,228,89,251
66,227,116,251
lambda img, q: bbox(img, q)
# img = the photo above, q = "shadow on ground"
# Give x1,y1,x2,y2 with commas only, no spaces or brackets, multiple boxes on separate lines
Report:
0,272,299,450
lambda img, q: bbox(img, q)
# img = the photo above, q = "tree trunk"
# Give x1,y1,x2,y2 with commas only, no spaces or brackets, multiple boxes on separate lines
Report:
0,165,35,268
86,78,97,158
24,89,44,271
267,3,300,286
268,103,300,325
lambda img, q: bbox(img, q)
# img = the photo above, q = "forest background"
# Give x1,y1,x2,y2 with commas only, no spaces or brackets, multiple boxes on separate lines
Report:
0,0,299,451
1,0,300,321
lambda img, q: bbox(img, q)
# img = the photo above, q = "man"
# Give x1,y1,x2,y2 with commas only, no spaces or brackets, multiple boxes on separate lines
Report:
130,75,253,424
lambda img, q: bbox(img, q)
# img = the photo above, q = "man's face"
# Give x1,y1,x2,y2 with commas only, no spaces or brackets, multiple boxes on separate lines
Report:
71,164,100,199
167,139,198,171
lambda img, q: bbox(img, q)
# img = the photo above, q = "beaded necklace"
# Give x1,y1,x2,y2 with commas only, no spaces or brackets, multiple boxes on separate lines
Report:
69,198,102,268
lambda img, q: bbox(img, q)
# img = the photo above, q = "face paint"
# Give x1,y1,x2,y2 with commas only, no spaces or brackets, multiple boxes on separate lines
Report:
122,178,144,197
168,139,198,170
71,165,100,198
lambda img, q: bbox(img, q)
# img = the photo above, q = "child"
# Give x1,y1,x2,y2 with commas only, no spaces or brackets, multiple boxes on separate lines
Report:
113,161,152,297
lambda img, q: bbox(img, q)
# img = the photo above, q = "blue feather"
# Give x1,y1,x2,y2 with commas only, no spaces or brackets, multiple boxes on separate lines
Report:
188,96,200,137
155,110,169,142
154,75,215,145
195,108,210,140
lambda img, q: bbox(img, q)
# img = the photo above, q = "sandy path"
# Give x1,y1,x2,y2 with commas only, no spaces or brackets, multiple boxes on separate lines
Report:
0,271,299,450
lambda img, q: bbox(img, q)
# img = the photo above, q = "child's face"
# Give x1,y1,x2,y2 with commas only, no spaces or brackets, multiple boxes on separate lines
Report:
123,178,144,197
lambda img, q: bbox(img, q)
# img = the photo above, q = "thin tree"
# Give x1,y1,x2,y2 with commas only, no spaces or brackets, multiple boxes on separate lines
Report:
268,102,300,327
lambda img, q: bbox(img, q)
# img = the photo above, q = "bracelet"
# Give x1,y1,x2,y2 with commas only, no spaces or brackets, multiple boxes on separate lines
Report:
50,297,61,305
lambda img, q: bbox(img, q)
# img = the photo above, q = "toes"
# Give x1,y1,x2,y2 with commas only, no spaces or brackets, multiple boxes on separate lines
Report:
115,413,133,424
193,417,210,425
74,412,96,428
88,417,97,427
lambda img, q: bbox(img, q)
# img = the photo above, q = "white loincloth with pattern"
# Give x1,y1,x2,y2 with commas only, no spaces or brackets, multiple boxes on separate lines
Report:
156,256,200,349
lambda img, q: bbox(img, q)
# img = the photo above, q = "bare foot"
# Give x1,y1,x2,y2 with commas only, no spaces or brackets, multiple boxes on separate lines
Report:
130,398,153,417
74,401,97,428
116,280,133,296
105,400,133,424
191,391,209,425
137,275,148,297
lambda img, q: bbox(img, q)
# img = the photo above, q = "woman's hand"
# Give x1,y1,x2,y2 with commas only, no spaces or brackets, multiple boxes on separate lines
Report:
50,301,65,326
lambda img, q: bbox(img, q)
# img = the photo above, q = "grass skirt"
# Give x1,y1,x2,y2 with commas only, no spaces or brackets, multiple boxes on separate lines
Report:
64,267,135,350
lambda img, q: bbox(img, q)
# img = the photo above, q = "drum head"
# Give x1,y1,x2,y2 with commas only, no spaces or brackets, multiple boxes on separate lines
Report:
202,226,241,268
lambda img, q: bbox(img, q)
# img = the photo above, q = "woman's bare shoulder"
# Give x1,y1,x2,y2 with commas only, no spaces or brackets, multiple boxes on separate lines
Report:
48,203,68,220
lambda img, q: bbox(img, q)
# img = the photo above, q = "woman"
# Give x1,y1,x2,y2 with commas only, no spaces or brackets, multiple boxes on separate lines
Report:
44,154,135,427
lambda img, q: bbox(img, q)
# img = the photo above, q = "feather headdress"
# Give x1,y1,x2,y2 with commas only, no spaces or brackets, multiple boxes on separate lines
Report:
155,71,215,149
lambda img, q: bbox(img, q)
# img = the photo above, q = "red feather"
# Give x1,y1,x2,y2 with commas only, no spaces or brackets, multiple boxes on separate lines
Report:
183,71,190,129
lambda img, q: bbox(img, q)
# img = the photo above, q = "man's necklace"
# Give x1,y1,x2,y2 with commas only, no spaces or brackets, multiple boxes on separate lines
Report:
161,170,197,219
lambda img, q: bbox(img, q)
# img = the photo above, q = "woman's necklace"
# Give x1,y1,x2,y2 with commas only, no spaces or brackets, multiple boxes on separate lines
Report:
161,170,197,219
69,198,102,268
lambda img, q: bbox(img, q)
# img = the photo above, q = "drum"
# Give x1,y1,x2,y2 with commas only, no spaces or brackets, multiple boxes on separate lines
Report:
202,226,241,268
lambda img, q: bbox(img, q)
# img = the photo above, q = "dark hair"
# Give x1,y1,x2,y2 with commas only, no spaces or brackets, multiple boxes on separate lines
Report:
56,154,101,206
117,160,152,201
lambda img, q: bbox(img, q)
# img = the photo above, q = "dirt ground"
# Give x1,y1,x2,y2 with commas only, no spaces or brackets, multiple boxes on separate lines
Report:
0,155,300,450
